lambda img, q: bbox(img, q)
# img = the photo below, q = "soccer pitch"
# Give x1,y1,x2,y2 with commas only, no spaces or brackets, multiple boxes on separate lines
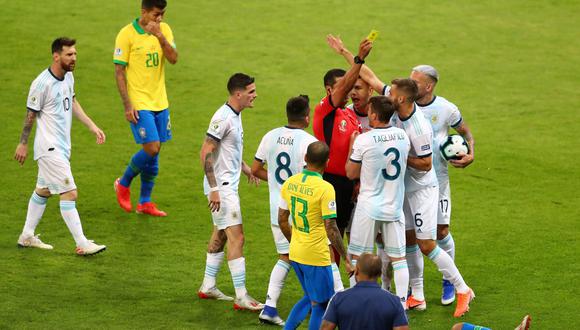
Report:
1,0,579,328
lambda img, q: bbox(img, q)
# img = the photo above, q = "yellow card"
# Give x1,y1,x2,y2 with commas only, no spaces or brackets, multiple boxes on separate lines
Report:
367,29,379,42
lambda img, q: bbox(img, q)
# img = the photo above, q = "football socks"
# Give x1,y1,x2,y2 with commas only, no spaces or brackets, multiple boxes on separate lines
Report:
265,259,290,308
139,154,159,204
22,192,48,237
120,149,155,187
228,257,248,298
331,262,344,292
202,252,224,290
392,260,409,304
60,200,89,248
428,246,469,294
406,244,425,301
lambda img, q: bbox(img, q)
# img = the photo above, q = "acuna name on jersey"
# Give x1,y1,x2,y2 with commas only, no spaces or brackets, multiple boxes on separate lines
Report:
277,136,294,146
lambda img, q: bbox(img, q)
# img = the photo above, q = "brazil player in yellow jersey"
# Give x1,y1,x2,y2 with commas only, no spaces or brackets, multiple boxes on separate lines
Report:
113,0,178,216
279,141,353,330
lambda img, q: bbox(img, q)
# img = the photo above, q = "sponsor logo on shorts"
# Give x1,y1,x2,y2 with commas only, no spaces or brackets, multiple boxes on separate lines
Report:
139,127,147,139
328,200,337,211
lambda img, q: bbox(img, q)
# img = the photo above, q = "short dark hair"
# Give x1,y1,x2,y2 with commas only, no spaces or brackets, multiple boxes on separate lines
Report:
142,0,167,10
391,78,418,103
51,37,76,54
323,69,346,87
227,73,255,94
286,95,310,122
305,141,330,168
369,96,395,123
358,253,382,279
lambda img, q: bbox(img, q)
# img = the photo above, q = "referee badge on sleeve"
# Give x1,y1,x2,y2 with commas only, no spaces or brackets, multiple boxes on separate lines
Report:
328,200,337,212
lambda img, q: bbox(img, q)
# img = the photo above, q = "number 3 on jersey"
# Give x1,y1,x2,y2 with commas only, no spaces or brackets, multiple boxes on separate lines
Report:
290,196,310,233
382,147,401,180
275,152,292,184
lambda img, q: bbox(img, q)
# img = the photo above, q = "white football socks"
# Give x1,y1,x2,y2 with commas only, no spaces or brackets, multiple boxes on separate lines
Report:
22,192,48,237
406,244,425,300
331,262,344,292
392,260,409,307
202,251,224,290
437,233,456,260
428,246,469,293
59,201,89,248
265,259,290,308
228,257,248,298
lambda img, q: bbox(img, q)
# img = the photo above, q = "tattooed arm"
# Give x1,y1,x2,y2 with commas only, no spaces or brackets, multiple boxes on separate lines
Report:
14,109,37,165
200,136,220,212
325,218,354,274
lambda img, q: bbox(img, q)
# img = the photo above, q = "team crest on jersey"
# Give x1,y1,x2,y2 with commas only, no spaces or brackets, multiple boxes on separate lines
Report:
431,115,438,124
338,120,347,132
139,127,147,138
114,48,122,56
328,200,337,211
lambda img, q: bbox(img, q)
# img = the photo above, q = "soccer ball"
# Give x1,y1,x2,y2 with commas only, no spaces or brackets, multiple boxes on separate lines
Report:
439,134,469,161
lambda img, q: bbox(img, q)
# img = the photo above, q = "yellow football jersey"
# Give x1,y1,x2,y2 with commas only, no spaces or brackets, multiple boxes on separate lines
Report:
113,18,175,111
280,170,337,266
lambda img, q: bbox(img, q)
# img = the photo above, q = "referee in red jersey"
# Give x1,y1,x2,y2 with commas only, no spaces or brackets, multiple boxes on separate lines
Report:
314,37,372,262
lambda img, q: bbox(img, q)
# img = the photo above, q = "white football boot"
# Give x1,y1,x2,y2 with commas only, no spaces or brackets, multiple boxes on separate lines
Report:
233,294,264,311
198,286,234,301
76,241,106,256
17,234,53,250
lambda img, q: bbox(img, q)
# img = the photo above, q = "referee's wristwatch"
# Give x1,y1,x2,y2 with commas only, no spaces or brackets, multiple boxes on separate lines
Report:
354,56,365,64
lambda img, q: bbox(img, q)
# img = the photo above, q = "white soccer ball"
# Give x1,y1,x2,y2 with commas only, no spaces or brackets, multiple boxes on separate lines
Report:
439,134,469,161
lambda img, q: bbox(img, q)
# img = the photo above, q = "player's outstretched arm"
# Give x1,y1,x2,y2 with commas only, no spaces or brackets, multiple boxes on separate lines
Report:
14,109,37,165
278,208,292,242
114,64,139,124
451,121,475,168
242,161,260,186
144,22,178,64
200,137,221,212
325,219,354,274
329,38,373,109
327,34,386,94
250,159,268,181
72,98,105,145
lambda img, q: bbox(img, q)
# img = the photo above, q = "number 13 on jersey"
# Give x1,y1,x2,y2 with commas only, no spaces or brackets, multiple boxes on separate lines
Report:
290,196,310,233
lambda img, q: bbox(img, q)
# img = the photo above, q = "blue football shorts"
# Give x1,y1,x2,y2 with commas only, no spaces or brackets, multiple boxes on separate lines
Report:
130,109,172,144
291,261,334,303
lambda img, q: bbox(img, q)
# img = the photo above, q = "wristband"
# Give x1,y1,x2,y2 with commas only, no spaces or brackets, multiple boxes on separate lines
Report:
209,186,219,192
354,56,365,64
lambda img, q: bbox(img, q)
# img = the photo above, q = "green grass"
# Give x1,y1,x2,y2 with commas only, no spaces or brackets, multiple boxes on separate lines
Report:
1,0,579,329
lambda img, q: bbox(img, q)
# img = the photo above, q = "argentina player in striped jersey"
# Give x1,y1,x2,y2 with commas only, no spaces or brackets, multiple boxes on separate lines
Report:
411,65,475,305
14,37,106,255
250,95,317,325
345,96,410,308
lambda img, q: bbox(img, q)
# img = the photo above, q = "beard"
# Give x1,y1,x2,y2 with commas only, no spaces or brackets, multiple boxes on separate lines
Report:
61,61,75,72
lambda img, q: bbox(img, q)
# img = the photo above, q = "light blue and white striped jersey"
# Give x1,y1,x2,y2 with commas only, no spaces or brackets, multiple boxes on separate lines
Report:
418,96,463,183
254,126,317,225
27,68,75,160
390,106,438,192
350,126,410,221
204,103,244,194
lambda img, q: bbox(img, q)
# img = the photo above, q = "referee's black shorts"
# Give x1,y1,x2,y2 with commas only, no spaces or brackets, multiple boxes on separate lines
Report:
323,172,354,232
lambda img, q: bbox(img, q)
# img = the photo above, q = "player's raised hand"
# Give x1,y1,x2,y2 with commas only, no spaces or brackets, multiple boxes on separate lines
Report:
208,191,221,212
326,34,346,55
14,143,28,166
358,38,373,61
92,126,106,144
144,21,162,38
124,104,139,124
450,152,474,168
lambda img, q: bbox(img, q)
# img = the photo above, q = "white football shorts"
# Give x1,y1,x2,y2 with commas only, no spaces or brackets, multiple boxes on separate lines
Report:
437,180,452,225
348,205,406,258
404,185,438,240
36,156,76,194
209,189,242,230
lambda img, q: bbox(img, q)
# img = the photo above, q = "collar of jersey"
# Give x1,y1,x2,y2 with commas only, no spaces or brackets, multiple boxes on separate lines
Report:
132,18,147,35
398,104,416,122
226,103,240,115
352,105,368,117
354,281,381,288
302,169,322,179
416,95,437,107
47,67,64,81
